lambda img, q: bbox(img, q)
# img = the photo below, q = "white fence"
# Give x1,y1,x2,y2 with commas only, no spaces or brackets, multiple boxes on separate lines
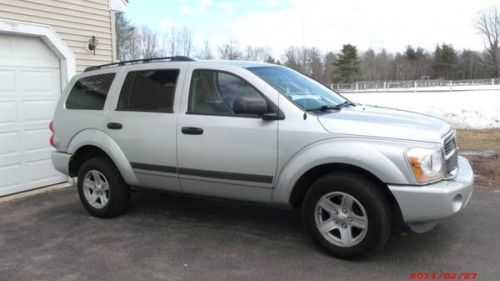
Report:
332,78,500,93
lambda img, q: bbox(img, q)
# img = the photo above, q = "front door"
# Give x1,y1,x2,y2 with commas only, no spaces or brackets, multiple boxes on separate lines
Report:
105,67,185,192
177,68,278,203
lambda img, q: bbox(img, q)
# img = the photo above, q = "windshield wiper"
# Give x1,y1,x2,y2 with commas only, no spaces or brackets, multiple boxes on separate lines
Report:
308,101,355,112
335,100,355,108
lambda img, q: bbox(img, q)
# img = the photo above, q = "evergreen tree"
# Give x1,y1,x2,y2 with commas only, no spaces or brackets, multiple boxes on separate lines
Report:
265,56,277,64
333,44,360,83
433,43,458,79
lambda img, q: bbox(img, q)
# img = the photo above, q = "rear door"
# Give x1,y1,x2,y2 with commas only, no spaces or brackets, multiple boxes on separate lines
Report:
105,65,186,191
176,65,279,203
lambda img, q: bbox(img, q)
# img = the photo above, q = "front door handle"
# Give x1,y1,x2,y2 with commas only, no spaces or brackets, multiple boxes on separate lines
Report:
107,122,123,130
181,127,203,135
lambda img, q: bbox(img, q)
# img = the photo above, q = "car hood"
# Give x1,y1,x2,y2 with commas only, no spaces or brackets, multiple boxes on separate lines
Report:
317,105,452,143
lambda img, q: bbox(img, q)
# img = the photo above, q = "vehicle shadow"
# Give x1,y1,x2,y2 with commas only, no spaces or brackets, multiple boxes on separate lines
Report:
128,190,453,261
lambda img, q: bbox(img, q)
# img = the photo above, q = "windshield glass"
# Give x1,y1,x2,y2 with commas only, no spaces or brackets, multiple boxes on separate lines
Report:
247,66,346,111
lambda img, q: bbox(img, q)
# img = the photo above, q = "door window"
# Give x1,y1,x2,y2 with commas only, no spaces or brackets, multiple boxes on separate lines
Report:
117,69,179,113
188,70,269,116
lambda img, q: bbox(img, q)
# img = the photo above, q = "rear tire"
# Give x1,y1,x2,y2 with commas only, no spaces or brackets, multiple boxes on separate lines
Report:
303,172,391,259
77,157,130,218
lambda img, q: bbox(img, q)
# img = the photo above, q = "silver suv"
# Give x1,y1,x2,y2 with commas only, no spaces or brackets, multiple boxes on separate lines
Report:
51,57,473,259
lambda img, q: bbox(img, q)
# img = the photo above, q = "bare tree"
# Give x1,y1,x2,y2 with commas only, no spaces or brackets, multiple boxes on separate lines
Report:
282,46,306,73
179,27,193,56
196,40,214,60
218,40,243,60
244,46,271,61
308,47,323,81
457,50,487,79
475,7,500,77
162,26,179,56
115,13,140,60
374,49,393,80
137,25,160,58
359,49,377,81
283,47,323,81
322,51,337,84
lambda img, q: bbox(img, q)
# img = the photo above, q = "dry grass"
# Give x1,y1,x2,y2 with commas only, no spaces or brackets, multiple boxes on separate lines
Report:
457,129,500,189
457,129,500,152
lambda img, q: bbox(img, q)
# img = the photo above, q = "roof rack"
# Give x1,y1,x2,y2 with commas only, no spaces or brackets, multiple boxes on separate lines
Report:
84,56,195,72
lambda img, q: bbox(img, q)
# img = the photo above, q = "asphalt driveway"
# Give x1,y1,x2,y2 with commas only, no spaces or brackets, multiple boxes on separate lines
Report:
0,186,499,281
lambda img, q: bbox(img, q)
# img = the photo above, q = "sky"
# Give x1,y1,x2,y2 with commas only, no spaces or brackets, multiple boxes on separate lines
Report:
125,0,499,57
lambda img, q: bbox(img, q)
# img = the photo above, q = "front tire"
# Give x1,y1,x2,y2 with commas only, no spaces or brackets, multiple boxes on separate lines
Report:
303,172,391,259
77,157,130,218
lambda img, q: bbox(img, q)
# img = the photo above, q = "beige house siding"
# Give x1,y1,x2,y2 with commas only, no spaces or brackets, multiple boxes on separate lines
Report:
0,0,116,72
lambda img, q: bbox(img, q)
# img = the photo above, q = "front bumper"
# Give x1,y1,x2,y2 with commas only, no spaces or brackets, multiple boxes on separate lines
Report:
51,151,72,176
388,156,474,224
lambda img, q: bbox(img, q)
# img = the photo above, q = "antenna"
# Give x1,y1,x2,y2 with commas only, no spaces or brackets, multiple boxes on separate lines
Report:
300,0,307,120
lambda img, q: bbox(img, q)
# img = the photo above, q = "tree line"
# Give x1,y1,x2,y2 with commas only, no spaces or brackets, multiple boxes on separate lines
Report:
116,7,500,84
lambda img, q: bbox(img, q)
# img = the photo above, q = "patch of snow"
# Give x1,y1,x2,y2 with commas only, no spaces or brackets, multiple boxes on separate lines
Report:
344,90,500,129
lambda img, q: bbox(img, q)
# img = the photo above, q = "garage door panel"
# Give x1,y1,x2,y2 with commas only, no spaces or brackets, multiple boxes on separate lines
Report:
0,101,17,123
0,35,59,69
25,159,59,181
0,70,15,92
19,70,59,94
17,37,59,69
0,131,19,154
0,35,12,57
0,164,22,191
20,100,57,122
23,128,51,151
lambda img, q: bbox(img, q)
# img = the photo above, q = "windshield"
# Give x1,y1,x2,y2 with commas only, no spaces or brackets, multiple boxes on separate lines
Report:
247,66,347,111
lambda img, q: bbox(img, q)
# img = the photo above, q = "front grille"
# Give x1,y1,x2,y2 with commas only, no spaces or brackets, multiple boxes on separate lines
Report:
444,137,456,155
443,132,458,177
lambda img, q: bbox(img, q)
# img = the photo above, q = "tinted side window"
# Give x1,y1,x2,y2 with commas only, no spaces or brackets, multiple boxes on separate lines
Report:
188,70,265,116
66,73,115,110
117,70,179,113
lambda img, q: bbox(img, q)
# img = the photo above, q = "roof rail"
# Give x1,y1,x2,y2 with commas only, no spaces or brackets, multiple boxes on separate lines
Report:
84,56,195,72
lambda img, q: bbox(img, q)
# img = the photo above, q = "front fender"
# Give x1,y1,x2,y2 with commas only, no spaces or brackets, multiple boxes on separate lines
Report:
272,138,414,205
66,129,138,185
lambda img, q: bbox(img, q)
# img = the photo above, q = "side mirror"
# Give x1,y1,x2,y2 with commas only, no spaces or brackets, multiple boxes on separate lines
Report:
233,96,268,115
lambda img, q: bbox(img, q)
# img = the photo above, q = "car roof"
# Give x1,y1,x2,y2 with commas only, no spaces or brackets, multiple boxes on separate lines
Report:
83,57,275,73
200,60,272,68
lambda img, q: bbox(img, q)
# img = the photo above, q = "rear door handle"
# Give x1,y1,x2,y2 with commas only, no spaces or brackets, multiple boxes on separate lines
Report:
181,127,203,135
107,122,123,130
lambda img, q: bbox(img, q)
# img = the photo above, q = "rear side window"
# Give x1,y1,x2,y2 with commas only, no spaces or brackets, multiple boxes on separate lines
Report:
117,69,179,113
66,73,115,110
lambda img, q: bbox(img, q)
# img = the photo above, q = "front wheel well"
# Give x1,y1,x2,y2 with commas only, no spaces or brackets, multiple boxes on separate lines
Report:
68,145,112,177
289,163,403,225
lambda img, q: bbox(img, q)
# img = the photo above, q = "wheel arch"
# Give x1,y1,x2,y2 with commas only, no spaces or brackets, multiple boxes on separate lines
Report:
289,162,404,227
69,145,111,177
66,129,138,185
272,139,409,224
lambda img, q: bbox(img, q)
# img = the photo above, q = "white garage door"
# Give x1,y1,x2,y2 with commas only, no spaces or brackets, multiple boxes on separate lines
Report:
0,34,66,196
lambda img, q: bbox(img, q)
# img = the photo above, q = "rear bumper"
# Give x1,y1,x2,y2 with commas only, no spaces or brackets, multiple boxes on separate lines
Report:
51,151,72,176
388,156,474,224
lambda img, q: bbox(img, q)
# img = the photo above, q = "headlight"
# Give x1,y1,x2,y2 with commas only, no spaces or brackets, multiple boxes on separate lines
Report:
406,147,444,184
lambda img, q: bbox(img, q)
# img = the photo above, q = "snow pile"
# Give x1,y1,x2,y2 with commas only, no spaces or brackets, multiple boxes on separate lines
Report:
343,90,500,129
